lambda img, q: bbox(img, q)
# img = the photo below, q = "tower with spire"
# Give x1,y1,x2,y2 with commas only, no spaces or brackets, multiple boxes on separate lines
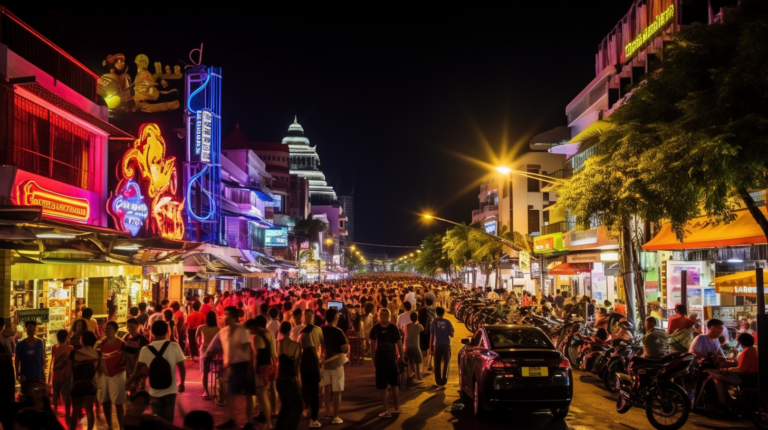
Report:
283,116,336,205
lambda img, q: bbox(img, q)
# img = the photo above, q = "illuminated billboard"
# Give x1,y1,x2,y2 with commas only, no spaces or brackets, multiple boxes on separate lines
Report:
108,123,185,239
484,220,498,235
264,228,288,247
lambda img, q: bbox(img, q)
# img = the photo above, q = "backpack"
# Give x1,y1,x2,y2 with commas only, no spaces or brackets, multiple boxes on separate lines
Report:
146,341,173,389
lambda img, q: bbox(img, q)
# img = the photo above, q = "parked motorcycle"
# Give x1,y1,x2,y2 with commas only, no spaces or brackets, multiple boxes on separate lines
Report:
616,352,695,430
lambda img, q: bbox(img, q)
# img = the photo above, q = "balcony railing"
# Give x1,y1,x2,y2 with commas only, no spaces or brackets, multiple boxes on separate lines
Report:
1,9,99,101
472,205,498,217
546,169,573,181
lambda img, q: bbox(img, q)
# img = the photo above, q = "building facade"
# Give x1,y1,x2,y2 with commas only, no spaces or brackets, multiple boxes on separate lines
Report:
337,195,355,241
283,117,336,205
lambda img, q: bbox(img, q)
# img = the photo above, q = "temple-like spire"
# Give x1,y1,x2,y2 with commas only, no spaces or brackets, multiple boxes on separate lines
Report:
294,115,298,124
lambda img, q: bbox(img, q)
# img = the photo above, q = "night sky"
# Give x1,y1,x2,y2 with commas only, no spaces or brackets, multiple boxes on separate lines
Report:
5,2,633,258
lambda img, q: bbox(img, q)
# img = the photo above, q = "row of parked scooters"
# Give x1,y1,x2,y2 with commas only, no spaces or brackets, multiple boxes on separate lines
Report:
449,290,768,430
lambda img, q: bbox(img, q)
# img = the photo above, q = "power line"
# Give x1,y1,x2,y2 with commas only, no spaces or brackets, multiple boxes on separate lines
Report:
341,240,420,249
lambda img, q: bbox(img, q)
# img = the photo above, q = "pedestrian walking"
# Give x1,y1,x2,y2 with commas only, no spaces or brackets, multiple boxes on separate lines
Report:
321,308,348,424
429,307,454,388
96,321,135,430
298,308,324,428
128,320,186,423
370,308,404,418
215,306,255,430
187,301,206,361
123,318,149,394
69,331,100,430
196,310,221,398
15,320,45,382
0,317,15,408
276,321,302,430
404,312,424,382
51,329,74,421
418,298,435,372
247,316,278,430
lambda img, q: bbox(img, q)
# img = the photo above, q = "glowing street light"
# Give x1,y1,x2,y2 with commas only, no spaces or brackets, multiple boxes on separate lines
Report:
496,166,512,175
350,245,356,251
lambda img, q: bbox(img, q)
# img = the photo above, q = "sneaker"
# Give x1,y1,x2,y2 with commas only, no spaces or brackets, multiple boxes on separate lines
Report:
331,418,343,424
216,420,236,429
309,420,322,428
378,412,392,418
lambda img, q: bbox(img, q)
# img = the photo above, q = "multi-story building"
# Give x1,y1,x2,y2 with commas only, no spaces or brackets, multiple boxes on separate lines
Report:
552,0,738,306
337,195,355,241
290,174,310,220
283,117,336,205
0,8,142,321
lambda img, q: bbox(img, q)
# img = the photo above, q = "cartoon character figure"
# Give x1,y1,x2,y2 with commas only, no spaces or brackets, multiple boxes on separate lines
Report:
98,53,133,109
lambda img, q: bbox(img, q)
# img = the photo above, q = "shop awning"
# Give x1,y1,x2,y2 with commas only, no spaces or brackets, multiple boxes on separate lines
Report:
710,269,768,296
642,207,768,250
548,263,591,275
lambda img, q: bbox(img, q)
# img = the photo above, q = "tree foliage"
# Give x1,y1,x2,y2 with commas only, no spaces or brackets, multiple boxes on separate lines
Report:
415,234,450,276
559,0,768,241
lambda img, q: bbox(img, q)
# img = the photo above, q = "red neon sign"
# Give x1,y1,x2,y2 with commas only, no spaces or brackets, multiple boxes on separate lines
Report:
18,180,91,223
108,123,185,240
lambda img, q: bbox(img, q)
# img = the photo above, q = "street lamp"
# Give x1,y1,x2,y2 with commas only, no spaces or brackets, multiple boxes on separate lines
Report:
496,166,511,175
350,245,356,251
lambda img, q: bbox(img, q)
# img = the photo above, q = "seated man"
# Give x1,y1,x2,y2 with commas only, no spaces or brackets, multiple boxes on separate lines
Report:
689,318,726,363
707,333,758,406
643,317,669,358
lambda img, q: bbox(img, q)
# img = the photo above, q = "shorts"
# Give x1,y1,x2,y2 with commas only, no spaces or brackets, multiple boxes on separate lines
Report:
419,332,430,352
375,365,399,390
97,373,127,405
405,347,423,364
256,364,277,388
227,361,256,395
321,368,345,392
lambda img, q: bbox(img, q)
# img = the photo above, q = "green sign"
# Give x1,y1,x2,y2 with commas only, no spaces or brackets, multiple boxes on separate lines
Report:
17,308,50,323
533,233,567,254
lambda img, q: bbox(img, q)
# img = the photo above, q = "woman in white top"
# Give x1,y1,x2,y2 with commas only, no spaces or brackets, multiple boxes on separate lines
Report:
196,311,221,398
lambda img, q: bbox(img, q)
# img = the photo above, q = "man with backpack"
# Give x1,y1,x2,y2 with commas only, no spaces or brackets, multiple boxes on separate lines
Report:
128,320,186,422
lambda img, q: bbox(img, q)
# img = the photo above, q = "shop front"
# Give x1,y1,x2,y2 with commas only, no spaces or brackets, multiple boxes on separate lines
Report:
708,269,768,333
11,262,142,349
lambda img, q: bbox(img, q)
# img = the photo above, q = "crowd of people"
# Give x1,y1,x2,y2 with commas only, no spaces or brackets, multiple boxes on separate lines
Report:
0,274,458,430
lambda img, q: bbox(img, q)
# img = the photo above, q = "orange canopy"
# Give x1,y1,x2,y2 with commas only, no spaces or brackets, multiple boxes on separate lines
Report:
548,263,591,275
642,207,768,250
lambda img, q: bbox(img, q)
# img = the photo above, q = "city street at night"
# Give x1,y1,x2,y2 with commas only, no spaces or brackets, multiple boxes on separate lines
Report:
3,1,768,430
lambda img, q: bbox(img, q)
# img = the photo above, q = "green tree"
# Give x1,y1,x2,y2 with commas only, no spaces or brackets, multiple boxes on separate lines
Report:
443,223,477,287
415,234,450,277
556,0,768,328
345,251,365,272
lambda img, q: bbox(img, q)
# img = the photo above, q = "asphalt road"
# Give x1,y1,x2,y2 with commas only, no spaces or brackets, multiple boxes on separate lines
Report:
81,313,753,430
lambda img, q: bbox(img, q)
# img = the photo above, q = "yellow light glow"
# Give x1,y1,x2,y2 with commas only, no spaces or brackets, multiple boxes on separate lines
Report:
496,166,511,175
423,214,433,219
350,245,356,250
409,253,414,257
416,250,421,253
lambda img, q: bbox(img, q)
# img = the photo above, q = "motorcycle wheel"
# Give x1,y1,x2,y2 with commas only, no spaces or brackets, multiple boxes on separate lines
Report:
644,383,690,430
603,362,620,393
750,398,768,429
568,343,581,368
616,394,632,414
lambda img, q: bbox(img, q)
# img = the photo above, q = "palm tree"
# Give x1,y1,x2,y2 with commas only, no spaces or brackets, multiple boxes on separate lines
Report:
294,214,329,274
470,225,518,289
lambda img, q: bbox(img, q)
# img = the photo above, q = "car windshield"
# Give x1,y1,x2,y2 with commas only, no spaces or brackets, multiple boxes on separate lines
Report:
486,328,554,350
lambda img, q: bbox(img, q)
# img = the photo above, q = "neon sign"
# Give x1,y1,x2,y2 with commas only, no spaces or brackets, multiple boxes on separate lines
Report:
108,180,149,236
109,123,185,240
18,180,90,223
625,4,674,60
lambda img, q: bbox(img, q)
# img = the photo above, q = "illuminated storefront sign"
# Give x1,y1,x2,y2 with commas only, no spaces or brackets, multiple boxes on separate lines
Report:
625,4,674,60
533,232,567,254
484,220,498,235
17,180,90,223
194,109,212,162
264,228,289,247
108,180,149,236
108,123,185,239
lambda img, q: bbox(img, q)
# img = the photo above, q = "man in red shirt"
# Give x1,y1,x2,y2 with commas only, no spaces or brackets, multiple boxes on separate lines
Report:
708,332,758,406
201,296,213,318
186,301,206,360
171,302,187,352
668,304,696,334
614,299,626,316
97,321,135,430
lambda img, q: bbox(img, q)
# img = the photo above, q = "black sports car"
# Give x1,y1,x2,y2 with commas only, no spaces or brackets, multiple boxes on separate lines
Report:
458,324,573,420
